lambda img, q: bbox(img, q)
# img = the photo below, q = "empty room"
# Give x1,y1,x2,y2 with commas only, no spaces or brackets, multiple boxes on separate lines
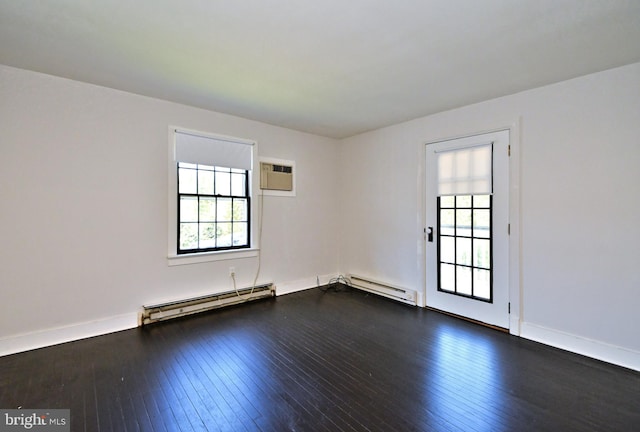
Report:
1,1,639,431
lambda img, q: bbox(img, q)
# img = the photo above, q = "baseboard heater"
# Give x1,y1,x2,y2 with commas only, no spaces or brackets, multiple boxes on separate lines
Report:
140,283,275,325
349,274,417,306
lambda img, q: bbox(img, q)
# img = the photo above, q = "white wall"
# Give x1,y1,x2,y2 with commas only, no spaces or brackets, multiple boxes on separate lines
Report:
339,62,640,370
2,61,639,370
0,65,340,354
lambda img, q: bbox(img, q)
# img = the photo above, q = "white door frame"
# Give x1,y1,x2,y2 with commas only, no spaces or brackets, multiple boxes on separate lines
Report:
421,122,521,336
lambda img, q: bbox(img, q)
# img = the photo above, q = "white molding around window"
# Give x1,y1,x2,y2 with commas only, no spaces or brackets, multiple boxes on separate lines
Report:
167,126,260,264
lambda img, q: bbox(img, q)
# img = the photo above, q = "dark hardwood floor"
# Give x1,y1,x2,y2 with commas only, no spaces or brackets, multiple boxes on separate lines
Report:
1,286,638,431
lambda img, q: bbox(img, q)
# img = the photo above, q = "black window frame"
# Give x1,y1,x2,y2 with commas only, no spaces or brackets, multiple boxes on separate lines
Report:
177,163,251,254
437,194,493,303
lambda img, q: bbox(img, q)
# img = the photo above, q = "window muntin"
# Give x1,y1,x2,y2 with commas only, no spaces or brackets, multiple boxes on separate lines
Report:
437,194,492,302
178,163,250,254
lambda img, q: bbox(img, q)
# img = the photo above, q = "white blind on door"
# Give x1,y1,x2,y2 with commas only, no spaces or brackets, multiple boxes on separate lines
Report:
436,143,493,196
175,130,254,170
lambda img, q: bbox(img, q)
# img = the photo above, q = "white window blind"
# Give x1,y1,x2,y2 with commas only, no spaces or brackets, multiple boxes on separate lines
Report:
436,143,493,196
174,130,254,170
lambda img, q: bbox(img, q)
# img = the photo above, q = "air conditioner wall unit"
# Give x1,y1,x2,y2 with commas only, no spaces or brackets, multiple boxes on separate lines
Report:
260,162,293,191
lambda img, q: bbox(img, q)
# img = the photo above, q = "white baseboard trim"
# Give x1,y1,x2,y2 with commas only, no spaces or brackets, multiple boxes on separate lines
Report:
8,290,635,373
276,274,338,296
0,313,139,357
520,322,640,372
0,274,338,357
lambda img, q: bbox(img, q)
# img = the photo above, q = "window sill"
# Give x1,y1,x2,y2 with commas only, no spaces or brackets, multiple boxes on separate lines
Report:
167,248,259,266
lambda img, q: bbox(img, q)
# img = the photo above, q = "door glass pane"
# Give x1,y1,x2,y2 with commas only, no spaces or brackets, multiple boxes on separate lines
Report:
440,236,455,263
456,266,472,296
474,269,491,300
440,196,455,208
456,209,472,237
473,209,490,238
440,209,455,236
456,195,471,208
440,264,455,292
474,239,491,268
456,237,472,266
474,195,490,208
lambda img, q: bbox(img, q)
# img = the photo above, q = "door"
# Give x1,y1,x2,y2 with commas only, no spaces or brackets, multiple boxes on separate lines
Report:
425,130,510,329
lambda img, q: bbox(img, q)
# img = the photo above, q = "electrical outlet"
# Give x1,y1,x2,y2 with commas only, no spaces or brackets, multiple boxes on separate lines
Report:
229,267,235,277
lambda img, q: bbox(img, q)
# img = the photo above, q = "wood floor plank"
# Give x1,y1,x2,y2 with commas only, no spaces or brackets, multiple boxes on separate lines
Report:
1,286,639,432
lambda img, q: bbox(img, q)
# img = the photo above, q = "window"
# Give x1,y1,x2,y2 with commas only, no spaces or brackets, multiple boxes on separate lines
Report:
171,129,254,257
178,163,250,253
437,194,492,302
435,142,494,302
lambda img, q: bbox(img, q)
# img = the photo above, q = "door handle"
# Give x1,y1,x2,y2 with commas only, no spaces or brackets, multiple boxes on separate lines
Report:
426,227,434,242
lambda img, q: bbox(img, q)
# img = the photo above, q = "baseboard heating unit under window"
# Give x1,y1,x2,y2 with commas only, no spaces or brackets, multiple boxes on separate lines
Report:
140,283,275,325
349,274,417,306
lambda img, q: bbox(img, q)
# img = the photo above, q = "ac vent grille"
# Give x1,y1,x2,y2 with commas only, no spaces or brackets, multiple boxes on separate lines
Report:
272,164,292,173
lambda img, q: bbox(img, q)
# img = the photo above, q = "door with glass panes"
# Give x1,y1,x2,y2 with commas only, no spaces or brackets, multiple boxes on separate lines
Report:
425,130,510,329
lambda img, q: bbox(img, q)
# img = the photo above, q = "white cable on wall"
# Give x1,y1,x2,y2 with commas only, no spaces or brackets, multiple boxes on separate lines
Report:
251,190,265,294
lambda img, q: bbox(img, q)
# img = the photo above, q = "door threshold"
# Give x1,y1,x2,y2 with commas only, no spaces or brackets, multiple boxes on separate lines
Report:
424,306,509,333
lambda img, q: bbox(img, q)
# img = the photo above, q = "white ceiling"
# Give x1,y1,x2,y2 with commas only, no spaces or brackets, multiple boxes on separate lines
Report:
1,1,639,138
